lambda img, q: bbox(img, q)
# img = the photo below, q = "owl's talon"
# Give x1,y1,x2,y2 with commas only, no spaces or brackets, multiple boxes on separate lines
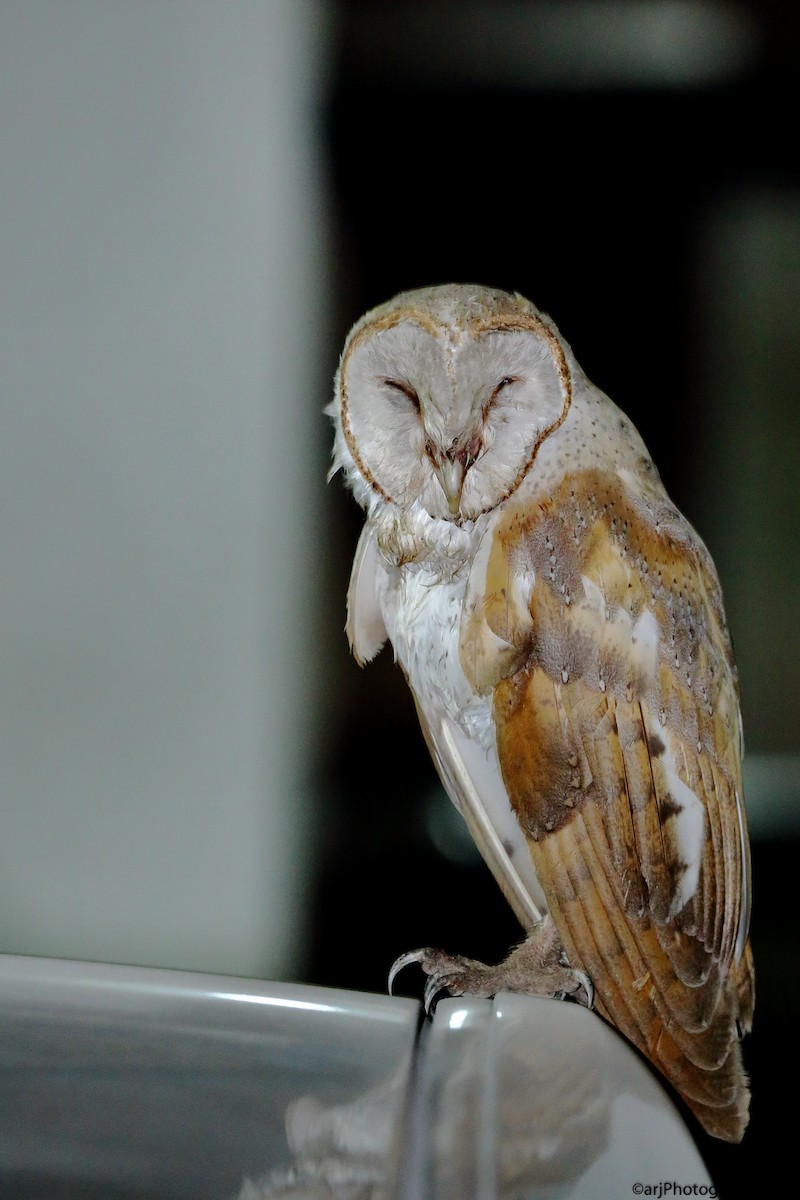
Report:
423,970,464,1014
388,948,473,1011
423,973,443,1014
576,969,594,1009
388,948,428,996
557,968,594,1009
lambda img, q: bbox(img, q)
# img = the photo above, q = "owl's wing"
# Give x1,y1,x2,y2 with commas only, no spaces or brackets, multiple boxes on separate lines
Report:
413,701,546,932
347,523,545,929
460,467,754,1140
346,524,388,665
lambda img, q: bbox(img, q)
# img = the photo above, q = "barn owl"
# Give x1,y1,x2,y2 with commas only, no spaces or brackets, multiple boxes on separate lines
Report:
328,284,754,1142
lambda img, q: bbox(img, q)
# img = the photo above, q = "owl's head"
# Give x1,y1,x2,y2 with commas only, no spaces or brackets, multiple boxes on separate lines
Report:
329,284,574,523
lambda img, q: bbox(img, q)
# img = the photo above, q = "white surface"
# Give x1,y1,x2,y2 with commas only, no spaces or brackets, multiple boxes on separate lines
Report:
0,955,715,1198
419,994,713,1200
0,1,330,977
0,955,419,1200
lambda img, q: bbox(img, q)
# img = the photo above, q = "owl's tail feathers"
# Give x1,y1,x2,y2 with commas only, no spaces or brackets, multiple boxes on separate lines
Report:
653,938,754,1142
649,1003,751,1143
585,944,753,1143
676,937,755,1142
531,810,755,1143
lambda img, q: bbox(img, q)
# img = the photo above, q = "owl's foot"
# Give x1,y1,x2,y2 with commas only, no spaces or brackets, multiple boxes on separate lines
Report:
389,915,593,1013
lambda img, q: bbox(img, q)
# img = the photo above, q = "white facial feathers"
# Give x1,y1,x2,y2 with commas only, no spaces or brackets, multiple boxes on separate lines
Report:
330,286,572,523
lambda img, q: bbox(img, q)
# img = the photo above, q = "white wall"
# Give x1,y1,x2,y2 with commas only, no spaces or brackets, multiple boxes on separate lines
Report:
0,1,330,978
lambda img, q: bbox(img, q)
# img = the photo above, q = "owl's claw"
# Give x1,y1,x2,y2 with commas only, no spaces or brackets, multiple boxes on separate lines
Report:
389,948,473,1012
423,970,456,1014
557,967,594,1009
389,947,493,1013
387,920,595,1013
388,948,428,996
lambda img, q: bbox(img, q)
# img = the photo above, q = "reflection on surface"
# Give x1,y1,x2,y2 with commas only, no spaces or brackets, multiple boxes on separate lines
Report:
494,998,611,1194
0,957,420,1200
238,994,713,1200
235,1057,410,1199
236,997,616,1199
428,996,612,1198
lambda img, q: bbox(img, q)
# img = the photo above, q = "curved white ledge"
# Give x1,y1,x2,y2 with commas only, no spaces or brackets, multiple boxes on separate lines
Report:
0,955,714,1199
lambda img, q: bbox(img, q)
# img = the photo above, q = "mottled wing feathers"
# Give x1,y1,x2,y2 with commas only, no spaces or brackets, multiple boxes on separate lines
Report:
462,468,753,1141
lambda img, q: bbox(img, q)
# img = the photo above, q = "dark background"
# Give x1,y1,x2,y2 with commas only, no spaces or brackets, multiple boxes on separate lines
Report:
306,3,800,1194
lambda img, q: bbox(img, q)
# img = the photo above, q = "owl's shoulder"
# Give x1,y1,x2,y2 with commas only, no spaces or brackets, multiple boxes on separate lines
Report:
460,462,734,701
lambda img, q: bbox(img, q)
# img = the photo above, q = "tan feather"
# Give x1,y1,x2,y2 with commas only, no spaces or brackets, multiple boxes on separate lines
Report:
476,469,753,1141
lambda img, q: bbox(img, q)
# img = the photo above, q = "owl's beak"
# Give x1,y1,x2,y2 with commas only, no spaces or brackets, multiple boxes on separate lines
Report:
435,458,465,516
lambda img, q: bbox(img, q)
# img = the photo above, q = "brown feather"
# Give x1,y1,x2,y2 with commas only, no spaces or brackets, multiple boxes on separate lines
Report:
479,469,754,1141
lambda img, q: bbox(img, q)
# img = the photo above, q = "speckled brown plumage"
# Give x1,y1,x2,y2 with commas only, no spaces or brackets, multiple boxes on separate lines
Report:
471,471,753,1139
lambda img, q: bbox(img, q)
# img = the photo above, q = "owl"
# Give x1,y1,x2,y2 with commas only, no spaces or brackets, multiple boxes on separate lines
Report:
328,284,754,1142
